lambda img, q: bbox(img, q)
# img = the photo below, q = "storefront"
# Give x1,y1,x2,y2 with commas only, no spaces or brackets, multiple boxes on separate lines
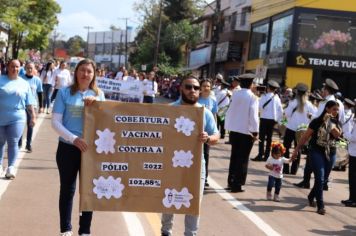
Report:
246,7,356,99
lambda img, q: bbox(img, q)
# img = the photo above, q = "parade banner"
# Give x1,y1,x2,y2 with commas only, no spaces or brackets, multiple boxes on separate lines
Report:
80,101,204,215
96,77,144,102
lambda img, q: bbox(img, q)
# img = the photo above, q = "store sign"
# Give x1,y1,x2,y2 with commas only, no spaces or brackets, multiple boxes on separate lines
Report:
80,102,204,215
288,52,356,73
265,52,287,69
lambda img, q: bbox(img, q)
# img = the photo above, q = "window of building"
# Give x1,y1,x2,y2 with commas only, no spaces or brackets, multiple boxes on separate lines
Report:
240,10,247,26
249,22,269,60
231,12,237,30
296,12,356,56
204,23,210,40
270,14,293,53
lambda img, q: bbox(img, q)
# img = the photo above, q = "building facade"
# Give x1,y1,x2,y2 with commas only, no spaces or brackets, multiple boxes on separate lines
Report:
88,29,134,70
246,0,356,98
187,0,252,80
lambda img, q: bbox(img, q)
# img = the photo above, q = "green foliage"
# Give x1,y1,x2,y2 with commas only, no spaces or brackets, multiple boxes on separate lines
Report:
0,0,61,58
67,35,86,56
131,0,203,72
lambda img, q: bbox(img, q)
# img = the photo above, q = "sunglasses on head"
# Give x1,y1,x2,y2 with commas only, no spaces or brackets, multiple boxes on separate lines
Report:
184,84,200,91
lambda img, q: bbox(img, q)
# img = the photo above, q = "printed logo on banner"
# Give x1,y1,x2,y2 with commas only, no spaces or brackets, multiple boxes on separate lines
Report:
95,129,116,154
93,176,125,199
296,55,307,66
162,188,193,209
172,150,193,168
174,116,195,136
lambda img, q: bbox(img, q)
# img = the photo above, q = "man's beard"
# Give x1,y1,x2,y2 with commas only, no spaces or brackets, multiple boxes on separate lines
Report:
181,92,197,105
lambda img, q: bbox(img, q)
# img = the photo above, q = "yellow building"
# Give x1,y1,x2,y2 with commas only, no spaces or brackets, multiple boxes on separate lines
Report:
246,0,356,98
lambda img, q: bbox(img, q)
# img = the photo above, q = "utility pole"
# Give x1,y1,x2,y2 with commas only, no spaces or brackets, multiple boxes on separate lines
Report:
52,29,58,58
209,0,221,78
119,32,123,67
118,18,129,68
84,26,93,58
153,0,163,67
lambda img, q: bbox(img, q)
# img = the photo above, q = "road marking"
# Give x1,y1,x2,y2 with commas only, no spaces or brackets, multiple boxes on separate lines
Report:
145,212,162,236
123,212,146,236
208,177,281,236
0,115,46,200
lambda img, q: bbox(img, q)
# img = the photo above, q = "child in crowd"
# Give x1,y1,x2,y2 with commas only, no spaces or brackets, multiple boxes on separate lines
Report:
265,141,293,202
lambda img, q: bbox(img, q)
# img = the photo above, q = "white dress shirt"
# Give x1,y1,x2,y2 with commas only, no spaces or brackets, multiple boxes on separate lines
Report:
215,88,230,109
343,119,356,156
285,99,316,131
225,88,259,135
259,92,283,122
142,79,158,97
314,94,345,123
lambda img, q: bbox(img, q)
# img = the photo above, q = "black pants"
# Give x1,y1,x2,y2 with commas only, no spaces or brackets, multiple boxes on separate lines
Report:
56,141,92,234
228,131,254,188
258,118,276,159
203,143,210,182
216,116,225,138
302,152,312,183
18,109,33,148
349,156,356,201
143,96,154,103
283,128,301,174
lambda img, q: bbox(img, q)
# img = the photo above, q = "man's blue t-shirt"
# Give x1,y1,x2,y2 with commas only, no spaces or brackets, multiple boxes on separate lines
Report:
198,96,218,115
53,87,105,143
22,75,43,107
0,75,36,125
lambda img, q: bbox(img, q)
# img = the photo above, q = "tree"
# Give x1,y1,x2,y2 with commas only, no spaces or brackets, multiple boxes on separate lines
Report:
0,0,61,58
163,0,203,22
131,0,203,70
66,35,86,56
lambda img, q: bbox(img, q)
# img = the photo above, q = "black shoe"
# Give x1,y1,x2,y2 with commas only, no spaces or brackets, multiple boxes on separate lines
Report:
251,155,263,162
231,185,245,193
25,145,32,153
224,141,231,144
317,208,326,215
341,199,353,205
293,181,310,189
344,201,356,207
323,184,329,191
204,182,209,187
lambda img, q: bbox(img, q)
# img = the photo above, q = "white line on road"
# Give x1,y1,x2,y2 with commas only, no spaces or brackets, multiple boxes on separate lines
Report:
0,115,46,200
122,212,146,236
208,177,281,236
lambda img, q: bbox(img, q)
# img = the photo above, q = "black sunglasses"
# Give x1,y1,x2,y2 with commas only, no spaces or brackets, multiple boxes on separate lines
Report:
184,84,200,91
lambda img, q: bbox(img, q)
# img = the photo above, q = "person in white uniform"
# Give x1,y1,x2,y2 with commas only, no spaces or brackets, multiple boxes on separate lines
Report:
225,73,259,192
252,80,283,162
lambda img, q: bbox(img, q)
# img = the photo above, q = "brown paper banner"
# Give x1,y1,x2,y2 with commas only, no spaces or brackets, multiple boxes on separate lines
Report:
80,101,204,215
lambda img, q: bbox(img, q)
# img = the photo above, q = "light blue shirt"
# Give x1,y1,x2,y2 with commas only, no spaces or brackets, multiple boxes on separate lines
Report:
198,96,218,114
53,87,105,143
0,75,36,126
22,75,43,107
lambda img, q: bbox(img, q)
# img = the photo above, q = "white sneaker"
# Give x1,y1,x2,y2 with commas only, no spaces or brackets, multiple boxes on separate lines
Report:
60,231,73,236
79,234,91,236
5,166,16,179
274,194,280,202
266,191,272,200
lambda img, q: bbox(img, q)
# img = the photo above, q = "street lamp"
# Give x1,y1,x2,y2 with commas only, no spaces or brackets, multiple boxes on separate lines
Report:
84,26,93,58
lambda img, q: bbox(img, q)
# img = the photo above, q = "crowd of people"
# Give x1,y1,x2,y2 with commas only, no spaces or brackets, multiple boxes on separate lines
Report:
1,57,356,235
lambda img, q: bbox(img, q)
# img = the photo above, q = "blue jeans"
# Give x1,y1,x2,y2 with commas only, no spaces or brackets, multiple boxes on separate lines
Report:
0,122,25,167
56,141,92,234
308,148,336,210
43,84,53,109
161,159,206,236
267,175,282,195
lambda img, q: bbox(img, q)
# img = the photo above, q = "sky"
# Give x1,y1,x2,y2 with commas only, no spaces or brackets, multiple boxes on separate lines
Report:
55,0,141,40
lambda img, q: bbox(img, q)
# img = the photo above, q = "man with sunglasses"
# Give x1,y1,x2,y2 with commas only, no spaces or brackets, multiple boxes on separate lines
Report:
224,73,259,193
161,75,220,236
